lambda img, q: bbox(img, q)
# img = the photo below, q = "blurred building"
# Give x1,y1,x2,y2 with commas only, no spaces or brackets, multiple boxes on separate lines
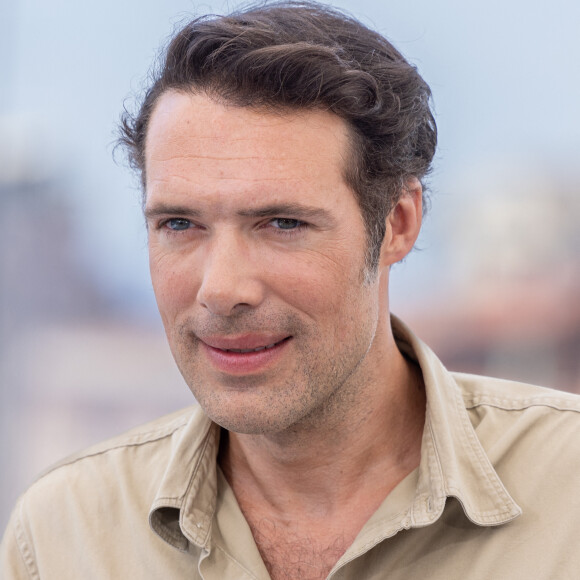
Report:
401,166,580,393
0,129,191,531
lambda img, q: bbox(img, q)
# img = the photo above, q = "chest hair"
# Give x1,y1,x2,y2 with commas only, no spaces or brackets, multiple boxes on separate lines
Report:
249,517,348,580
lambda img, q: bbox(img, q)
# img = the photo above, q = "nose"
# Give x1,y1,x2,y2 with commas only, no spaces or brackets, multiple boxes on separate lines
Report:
197,231,265,316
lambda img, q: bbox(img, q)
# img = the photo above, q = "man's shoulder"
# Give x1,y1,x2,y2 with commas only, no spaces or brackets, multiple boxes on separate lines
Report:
20,405,205,509
39,405,199,478
2,406,211,577
453,371,580,414
452,372,580,462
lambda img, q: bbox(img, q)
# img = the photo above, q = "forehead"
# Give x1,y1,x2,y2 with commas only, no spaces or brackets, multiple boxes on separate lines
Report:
144,91,354,206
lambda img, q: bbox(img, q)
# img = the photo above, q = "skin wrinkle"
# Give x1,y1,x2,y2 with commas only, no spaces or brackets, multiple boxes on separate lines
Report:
148,175,300,185
148,218,338,240
151,212,348,253
149,154,271,162
169,220,359,326
164,258,376,432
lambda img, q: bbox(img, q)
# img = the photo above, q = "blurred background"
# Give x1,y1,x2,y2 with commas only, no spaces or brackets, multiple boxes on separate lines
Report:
1,0,579,530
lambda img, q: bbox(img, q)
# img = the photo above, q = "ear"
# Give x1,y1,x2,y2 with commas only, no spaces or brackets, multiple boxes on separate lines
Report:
379,177,423,267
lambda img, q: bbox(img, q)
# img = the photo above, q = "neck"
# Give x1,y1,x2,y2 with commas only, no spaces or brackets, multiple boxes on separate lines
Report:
219,322,426,517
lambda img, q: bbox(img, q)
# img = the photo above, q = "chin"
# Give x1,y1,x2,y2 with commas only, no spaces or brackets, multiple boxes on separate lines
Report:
200,398,305,436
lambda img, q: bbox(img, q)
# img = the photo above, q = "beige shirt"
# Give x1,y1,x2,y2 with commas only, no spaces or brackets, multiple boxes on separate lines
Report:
2,317,580,579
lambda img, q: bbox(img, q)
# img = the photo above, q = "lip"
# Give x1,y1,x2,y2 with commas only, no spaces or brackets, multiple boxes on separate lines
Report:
199,334,292,374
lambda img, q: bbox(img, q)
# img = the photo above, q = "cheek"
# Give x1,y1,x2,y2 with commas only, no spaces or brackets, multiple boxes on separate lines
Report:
267,253,362,321
287,248,377,322
273,273,330,313
149,248,200,317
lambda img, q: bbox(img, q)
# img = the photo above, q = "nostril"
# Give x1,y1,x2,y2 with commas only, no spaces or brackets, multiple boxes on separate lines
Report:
197,276,265,315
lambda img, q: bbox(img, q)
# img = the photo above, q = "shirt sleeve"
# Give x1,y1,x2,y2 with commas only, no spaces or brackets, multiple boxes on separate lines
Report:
0,500,37,580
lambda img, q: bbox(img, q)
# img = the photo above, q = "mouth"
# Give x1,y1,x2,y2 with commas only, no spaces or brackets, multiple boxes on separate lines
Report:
216,338,290,354
200,334,291,351
199,335,292,374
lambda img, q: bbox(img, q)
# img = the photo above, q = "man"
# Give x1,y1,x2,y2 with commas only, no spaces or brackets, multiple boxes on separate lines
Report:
2,2,580,579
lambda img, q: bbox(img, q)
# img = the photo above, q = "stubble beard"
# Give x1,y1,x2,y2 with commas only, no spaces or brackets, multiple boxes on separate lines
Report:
168,304,378,437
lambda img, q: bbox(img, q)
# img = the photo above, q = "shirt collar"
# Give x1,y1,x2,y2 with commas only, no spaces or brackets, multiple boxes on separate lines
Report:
391,315,522,527
149,409,218,550
149,315,522,550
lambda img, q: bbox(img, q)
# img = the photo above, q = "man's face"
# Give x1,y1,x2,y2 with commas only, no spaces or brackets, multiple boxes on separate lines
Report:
145,92,388,434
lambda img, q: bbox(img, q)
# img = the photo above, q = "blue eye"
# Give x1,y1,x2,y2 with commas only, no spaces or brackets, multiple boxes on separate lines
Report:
167,218,192,231
272,218,302,230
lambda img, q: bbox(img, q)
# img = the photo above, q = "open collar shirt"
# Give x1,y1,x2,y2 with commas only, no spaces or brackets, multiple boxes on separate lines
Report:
2,316,580,578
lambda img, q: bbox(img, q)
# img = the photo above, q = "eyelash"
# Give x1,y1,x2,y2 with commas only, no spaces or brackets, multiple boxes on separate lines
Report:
162,218,195,232
159,217,308,238
266,218,307,237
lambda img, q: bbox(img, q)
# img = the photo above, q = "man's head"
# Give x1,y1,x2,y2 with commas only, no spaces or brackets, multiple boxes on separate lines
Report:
127,2,433,435
119,0,436,271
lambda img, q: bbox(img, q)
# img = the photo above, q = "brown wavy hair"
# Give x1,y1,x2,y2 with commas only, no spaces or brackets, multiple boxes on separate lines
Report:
119,1,437,269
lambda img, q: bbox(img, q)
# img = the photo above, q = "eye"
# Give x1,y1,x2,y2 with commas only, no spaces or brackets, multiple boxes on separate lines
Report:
270,218,303,230
166,218,192,231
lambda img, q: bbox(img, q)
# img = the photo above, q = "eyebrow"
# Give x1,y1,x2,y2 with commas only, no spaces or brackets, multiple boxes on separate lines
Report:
144,202,336,224
144,204,201,221
237,203,334,223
